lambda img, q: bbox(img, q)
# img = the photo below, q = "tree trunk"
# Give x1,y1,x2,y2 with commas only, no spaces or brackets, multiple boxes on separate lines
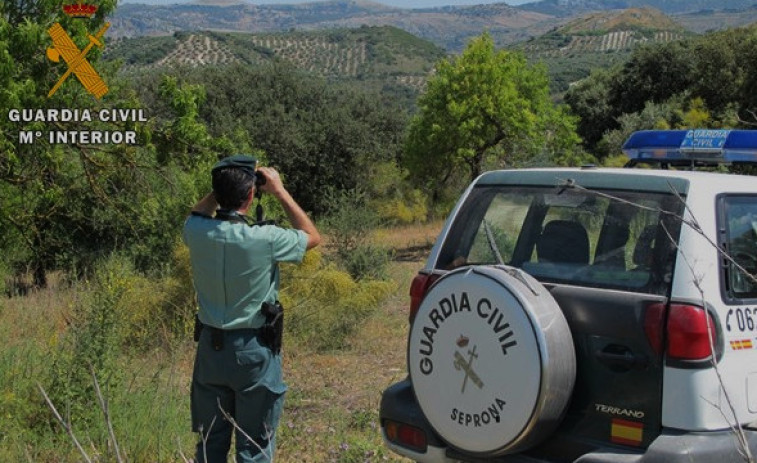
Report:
33,262,47,289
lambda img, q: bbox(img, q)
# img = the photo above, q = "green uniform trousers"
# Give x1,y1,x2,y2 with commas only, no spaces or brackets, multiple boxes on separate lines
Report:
192,327,287,463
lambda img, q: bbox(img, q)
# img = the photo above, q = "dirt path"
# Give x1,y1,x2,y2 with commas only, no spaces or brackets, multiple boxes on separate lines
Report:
278,223,440,462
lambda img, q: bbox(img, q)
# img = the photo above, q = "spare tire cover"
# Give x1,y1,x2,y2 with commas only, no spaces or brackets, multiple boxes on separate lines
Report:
408,265,576,456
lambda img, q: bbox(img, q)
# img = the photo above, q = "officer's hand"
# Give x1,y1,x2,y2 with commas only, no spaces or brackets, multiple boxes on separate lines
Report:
256,167,285,196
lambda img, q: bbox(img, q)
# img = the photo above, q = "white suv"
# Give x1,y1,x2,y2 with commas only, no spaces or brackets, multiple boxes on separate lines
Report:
380,130,757,462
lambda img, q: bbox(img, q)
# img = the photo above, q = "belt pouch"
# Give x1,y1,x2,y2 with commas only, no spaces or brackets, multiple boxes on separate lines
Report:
211,327,224,351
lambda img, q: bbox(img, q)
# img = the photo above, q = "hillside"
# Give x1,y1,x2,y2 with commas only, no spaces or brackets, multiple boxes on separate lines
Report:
519,7,687,55
105,25,445,93
109,0,555,51
675,5,757,33
109,0,757,53
106,7,700,98
513,8,690,93
556,7,685,33
519,0,757,16
312,3,559,51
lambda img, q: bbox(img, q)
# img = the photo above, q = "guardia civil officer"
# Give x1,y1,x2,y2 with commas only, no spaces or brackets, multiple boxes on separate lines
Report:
183,155,320,462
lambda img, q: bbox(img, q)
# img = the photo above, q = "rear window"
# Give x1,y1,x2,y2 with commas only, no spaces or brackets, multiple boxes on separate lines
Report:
722,195,757,301
437,185,684,295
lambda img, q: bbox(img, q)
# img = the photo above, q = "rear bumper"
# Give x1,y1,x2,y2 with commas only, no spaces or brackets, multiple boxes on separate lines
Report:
380,379,757,463
379,378,455,463
626,429,757,463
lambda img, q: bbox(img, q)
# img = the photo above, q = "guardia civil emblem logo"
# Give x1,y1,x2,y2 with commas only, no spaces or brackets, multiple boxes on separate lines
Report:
453,335,484,394
46,1,109,99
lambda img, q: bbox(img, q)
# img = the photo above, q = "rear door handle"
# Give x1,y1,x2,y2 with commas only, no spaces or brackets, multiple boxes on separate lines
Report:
595,344,648,371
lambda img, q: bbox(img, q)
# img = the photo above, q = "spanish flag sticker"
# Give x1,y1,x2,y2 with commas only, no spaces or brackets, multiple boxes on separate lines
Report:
611,418,643,446
730,339,754,350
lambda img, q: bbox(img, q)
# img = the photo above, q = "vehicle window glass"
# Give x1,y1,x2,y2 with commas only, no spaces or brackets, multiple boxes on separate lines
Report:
466,193,529,265
723,196,757,299
438,186,683,295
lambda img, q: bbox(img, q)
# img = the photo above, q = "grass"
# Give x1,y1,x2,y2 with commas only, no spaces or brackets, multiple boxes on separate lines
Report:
0,222,442,462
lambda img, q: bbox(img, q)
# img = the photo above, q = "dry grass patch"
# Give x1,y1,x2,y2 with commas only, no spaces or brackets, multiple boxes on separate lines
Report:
374,220,443,263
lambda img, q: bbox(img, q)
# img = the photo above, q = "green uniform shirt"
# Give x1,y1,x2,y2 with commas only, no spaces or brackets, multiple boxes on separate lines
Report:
183,214,307,330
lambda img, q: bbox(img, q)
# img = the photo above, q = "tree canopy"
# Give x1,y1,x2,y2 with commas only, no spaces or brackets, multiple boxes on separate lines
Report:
403,32,582,202
130,62,409,216
0,0,218,286
565,25,757,160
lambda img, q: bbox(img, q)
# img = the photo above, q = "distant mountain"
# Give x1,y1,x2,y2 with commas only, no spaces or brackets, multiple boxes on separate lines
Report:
512,7,690,93
110,1,401,38
109,0,557,50
675,4,757,33
519,0,757,16
309,3,558,50
555,7,685,33
110,0,757,52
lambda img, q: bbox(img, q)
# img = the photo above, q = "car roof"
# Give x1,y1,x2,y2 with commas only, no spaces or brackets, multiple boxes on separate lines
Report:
474,167,757,196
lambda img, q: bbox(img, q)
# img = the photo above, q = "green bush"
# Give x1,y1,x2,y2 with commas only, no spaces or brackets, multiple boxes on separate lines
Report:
280,250,395,351
324,189,378,251
323,189,392,280
375,189,428,224
42,250,195,431
9,253,197,460
363,161,428,224
341,243,391,281
45,255,129,430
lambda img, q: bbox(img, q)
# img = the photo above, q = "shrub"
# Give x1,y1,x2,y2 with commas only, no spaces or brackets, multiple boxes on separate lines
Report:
161,242,200,341
340,243,391,281
280,250,395,351
45,255,129,429
323,188,378,254
42,249,196,430
77,247,195,352
323,188,392,280
374,189,428,225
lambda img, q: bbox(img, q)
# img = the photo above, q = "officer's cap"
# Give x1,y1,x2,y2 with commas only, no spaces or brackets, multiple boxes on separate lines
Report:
212,154,258,177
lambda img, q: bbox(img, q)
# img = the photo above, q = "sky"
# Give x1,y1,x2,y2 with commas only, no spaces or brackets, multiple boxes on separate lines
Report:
121,0,537,7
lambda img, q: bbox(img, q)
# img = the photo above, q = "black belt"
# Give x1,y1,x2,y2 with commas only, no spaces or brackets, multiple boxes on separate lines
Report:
193,301,283,354
194,317,262,351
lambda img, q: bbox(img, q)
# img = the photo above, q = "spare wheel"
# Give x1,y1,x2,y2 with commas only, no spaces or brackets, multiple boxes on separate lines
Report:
408,265,576,457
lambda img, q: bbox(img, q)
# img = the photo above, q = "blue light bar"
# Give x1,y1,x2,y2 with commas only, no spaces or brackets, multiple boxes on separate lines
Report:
622,129,757,164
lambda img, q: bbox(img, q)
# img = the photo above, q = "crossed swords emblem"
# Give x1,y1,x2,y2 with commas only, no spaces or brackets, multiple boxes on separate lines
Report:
453,344,484,394
46,22,110,99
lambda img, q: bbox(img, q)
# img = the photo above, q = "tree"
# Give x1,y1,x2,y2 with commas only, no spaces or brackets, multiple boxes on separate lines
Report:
0,0,117,286
403,32,580,201
566,25,757,158
0,1,216,286
607,41,695,117
564,68,615,150
146,62,409,216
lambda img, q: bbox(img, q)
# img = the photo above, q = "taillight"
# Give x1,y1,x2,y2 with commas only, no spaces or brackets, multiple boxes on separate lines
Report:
667,303,717,361
384,419,427,452
409,272,440,323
